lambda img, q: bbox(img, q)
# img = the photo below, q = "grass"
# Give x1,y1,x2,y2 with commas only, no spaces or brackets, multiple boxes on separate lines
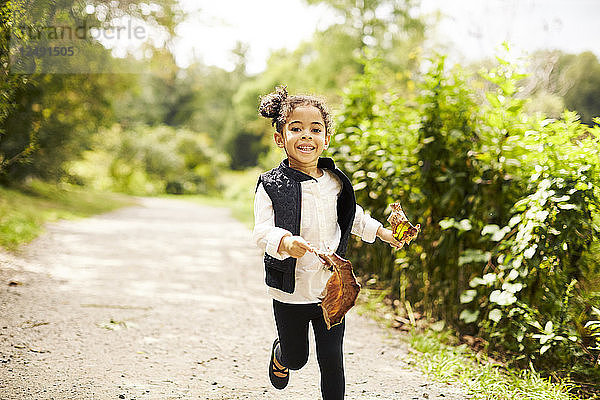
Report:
0,179,135,251
408,330,579,400
355,287,591,400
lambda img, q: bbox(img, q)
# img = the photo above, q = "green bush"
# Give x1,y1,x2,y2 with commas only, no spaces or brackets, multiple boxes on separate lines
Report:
332,51,600,381
67,124,226,195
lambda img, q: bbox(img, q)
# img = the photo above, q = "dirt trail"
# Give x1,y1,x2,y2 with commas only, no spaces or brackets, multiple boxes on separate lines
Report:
0,197,465,400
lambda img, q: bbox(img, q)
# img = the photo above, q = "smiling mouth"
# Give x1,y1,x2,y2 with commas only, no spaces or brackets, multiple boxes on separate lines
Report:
297,145,315,153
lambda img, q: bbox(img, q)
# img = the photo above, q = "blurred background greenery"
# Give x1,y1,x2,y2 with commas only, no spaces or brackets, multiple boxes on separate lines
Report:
1,0,599,397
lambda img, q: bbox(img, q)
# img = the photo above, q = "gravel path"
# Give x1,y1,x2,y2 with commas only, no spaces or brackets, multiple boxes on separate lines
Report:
0,197,465,400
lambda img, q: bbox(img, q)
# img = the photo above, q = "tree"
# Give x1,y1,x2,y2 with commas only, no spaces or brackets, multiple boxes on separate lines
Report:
305,0,424,72
0,0,54,172
223,0,427,170
520,50,600,124
0,0,184,182
1,73,117,183
560,51,600,124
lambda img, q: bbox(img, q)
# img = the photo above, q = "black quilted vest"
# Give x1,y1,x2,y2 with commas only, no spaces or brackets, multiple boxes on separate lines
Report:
256,157,356,293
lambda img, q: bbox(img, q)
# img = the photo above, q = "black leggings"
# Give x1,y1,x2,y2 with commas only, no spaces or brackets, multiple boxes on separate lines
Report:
272,299,345,400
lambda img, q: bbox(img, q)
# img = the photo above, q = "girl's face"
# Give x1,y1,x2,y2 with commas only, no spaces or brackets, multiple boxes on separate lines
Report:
274,105,330,167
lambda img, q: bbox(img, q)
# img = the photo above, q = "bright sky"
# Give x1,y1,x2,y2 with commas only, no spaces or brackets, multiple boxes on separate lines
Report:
173,0,335,73
420,0,600,63
172,0,600,73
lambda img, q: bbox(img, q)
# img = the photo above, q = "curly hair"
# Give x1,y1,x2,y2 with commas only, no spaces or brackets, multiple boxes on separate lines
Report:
258,85,333,135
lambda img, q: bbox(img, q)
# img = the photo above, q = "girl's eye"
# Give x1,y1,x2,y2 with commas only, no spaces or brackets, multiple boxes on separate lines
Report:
312,128,322,133
291,127,301,132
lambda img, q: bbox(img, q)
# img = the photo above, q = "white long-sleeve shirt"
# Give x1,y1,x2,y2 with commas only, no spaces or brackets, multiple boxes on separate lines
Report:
253,168,382,304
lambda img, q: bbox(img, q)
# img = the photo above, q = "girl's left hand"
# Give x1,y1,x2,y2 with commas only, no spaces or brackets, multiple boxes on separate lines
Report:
376,226,404,249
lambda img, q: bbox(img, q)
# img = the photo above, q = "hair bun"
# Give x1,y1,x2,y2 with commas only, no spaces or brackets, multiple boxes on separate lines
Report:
258,85,288,119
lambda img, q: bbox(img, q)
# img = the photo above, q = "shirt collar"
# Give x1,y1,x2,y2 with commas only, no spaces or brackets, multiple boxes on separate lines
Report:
279,157,336,182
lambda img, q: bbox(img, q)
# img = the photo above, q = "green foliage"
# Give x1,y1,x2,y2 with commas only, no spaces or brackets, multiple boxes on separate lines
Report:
67,124,225,195
585,307,600,365
333,50,600,382
305,0,425,70
1,73,117,183
109,44,254,170
0,0,183,182
114,49,247,146
226,0,426,170
558,52,600,125
0,0,52,172
522,50,600,125
353,282,584,399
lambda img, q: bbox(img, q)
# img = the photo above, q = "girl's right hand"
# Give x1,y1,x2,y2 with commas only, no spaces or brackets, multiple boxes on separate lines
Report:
278,235,312,258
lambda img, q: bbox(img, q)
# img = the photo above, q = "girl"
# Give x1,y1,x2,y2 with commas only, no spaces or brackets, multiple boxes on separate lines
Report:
253,85,402,400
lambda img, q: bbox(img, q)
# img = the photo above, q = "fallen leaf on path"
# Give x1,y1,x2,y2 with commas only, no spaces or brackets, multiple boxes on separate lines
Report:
12,343,49,353
21,321,50,329
28,347,50,353
97,318,127,330
197,357,217,365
